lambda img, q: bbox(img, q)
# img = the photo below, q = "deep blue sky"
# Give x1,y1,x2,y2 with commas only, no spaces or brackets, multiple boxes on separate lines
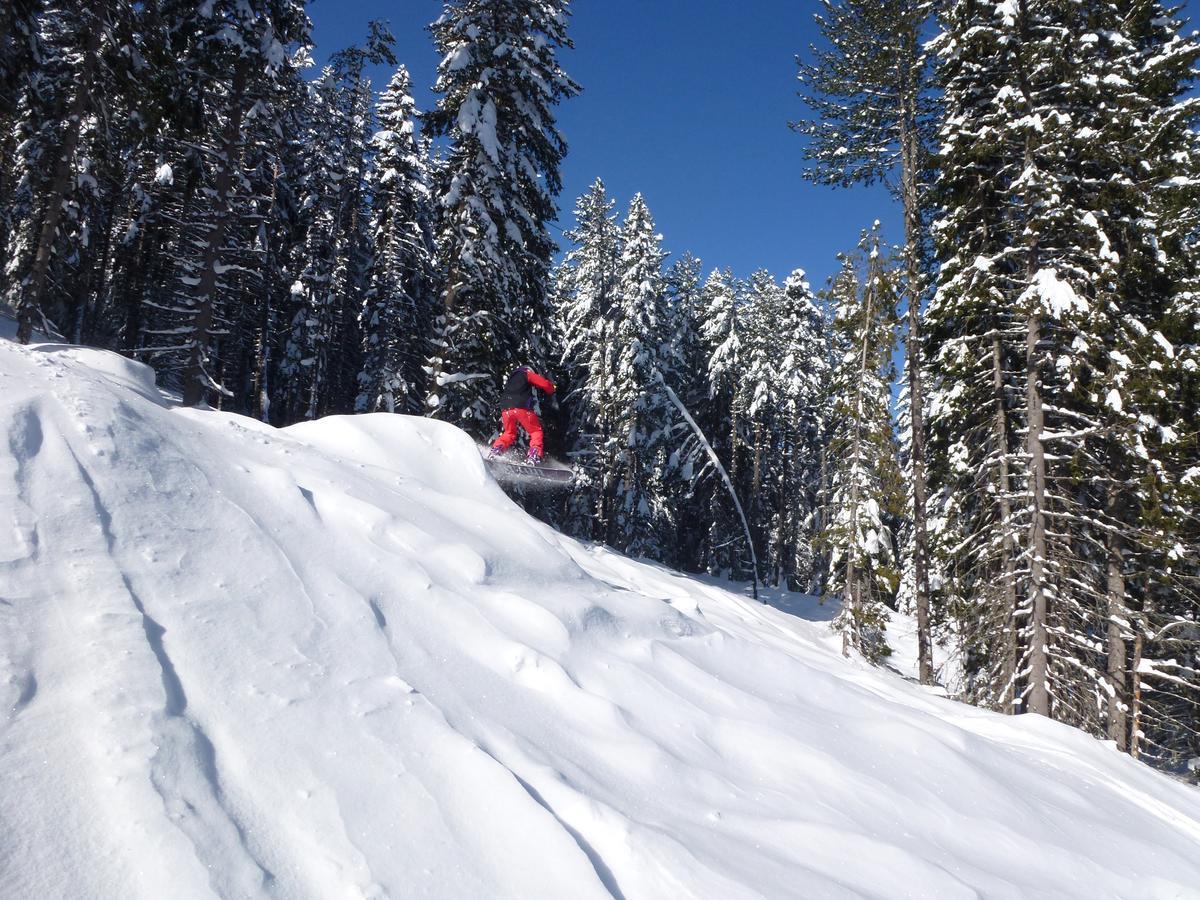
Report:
306,0,1197,292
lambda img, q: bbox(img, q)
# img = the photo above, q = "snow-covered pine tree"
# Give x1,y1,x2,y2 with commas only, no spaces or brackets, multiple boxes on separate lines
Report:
356,65,435,415
741,269,785,582
424,0,580,429
553,178,622,539
0,0,44,294
96,2,196,368
243,72,312,423
734,267,831,591
660,251,707,571
698,267,751,578
282,29,393,421
821,227,903,662
739,268,826,588
609,194,674,557
795,0,938,683
929,0,1200,762
6,0,107,344
924,0,1028,713
774,269,830,591
1044,0,1200,762
139,0,311,407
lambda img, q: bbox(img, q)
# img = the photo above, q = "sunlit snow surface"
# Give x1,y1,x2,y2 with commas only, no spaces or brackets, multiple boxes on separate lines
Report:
2,335,1199,900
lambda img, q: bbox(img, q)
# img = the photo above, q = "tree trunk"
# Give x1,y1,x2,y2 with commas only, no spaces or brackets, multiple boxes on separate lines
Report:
1015,5,1050,717
898,107,933,686
121,222,148,352
843,266,876,657
1106,527,1128,750
992,333,1020,712
254,163,281,424
815,427,831,596
1130,620,1145,759
182,59,248,406
77,188,116,344
844,557,859,658
16,21,101,344
1025,308,1051,717
774,436,790,588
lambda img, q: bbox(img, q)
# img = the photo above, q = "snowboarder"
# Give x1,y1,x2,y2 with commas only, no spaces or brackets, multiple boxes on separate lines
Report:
489,365,556,464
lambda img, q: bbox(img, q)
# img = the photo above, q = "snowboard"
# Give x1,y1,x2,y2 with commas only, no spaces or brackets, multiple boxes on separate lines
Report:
483,452,574,487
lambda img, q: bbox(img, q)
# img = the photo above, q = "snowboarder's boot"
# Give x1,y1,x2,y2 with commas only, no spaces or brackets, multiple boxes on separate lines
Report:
525,448,543,466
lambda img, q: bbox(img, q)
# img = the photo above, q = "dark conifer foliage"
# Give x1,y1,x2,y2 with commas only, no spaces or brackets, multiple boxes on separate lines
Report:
0,5,431,427
0,0,43,271
281,29,395,420
790,0,1199,768
795,0,938,683
156,0,313,406
5,1,115,344
925,0,1200,766
550,181,831,592
424,0,580,430
356,66,435,415
819,228,903,661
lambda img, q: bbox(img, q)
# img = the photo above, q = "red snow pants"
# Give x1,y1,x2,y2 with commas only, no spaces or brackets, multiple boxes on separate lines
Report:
492,408,544,454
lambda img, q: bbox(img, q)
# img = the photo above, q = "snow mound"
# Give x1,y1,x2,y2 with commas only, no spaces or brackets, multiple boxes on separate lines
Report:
2,337,1199,899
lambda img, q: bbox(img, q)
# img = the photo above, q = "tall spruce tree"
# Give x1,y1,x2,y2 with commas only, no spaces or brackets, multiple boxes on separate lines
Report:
424,0,580,429
795,0,938,682
356,65,435,415
775,269,830,591
0,0,41,292
698,268,751,577
660,251,707,571
6,0,108,344
283,29,394,420
553,178,622,539
821,227,903,662
609,194,674,557
929,0,1200,764
147,0,311,406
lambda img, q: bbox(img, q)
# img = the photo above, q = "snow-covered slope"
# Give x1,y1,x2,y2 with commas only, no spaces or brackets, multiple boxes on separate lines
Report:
2,336,1199,900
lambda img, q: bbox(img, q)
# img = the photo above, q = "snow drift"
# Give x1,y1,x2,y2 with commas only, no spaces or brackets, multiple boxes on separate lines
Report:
2,335,1199,900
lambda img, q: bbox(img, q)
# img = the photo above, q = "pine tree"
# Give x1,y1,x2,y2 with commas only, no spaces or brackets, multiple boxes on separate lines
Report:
356,66,435,415
7,0,106,343
0,0,43,274
929,0,1200,762
425,0,580,428
285,29,395,420
821,227,903,662
609,194,674,556
796,0,938,682
243,72,312,423
0,1,39,112
698,268,750,577
773,269,830,591
660,251,707,570
139,0,311,406
553,178,622,539
741,269,801,586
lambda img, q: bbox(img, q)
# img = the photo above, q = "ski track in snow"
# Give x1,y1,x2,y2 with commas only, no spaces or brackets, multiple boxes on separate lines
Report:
1,333,1199,899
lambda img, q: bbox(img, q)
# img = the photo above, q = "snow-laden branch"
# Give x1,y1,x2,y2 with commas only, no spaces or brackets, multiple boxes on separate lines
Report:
655,371,760,602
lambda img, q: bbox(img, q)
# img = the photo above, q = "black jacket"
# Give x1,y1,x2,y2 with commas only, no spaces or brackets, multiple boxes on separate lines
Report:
500,367,555,411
